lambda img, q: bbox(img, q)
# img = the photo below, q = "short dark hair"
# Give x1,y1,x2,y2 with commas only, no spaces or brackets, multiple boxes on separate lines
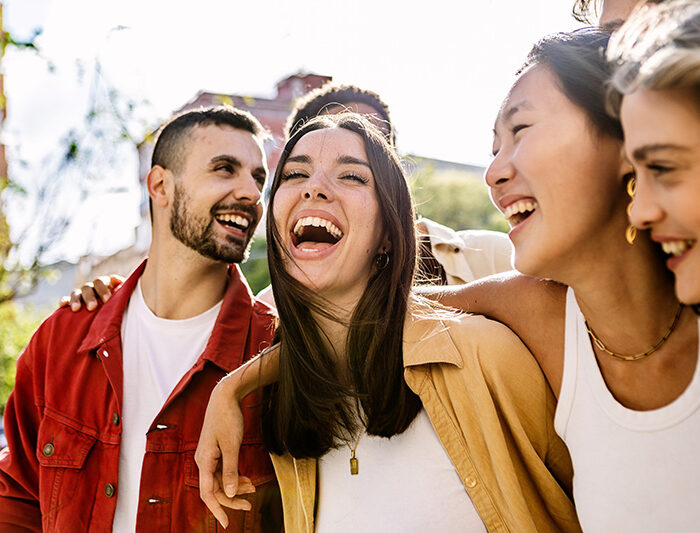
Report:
152,106,267,172
148,106,268,219
519,27,623,140
263,113,420,458
285,83,395,145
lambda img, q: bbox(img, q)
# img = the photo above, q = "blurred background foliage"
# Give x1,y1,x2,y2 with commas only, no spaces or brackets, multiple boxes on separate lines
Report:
0,302,42,412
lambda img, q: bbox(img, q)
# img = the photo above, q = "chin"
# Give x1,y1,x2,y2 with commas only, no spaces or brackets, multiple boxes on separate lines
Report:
512,248,546,279
676,277,700,306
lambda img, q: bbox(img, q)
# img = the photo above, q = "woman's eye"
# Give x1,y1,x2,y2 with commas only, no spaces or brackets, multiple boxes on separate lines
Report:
512,124,529,136
647,163,673,175
281,171,307,181
340,173,368,184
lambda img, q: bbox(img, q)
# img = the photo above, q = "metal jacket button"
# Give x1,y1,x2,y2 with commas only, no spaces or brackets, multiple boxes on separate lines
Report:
42,443,54,457
112,413,120,426
104,483,116,497
465,476,477,488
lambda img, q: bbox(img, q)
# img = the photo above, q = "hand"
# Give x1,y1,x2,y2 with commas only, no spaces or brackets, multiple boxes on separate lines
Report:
195,374,249,529
59,274,124,312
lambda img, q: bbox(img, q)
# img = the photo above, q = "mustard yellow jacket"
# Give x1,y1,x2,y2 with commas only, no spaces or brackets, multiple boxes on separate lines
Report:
270,311,581,532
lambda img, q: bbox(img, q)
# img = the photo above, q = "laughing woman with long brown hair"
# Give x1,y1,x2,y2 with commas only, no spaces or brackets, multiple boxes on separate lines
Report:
196,112,579,532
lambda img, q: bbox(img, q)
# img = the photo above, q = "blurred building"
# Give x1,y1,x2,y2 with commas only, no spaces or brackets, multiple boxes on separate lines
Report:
21,71,487,309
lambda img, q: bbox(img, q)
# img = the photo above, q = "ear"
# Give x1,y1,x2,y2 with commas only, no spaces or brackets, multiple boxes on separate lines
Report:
147,165,173,211
380,236,392,254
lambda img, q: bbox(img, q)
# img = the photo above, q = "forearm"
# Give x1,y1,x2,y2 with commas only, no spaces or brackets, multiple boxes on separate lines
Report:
415,270,523,316
218,347,280,402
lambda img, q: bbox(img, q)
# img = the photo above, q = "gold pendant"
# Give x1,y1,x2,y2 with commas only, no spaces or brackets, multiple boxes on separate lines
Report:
350,457,358,475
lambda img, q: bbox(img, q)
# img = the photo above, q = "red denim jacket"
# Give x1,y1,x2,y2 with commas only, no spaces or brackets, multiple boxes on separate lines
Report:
0,261,280,532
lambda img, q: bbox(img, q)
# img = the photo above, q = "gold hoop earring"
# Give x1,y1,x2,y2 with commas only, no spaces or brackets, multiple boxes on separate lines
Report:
625,175,637,245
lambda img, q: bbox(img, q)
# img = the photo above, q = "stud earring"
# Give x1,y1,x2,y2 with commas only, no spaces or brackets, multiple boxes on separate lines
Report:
625,175,637,245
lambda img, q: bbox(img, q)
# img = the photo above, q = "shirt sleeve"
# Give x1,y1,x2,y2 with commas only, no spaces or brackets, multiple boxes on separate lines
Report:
0,342,43,532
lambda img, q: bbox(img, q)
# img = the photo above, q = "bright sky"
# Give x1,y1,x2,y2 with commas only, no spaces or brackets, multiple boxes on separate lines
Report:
3,0,582,262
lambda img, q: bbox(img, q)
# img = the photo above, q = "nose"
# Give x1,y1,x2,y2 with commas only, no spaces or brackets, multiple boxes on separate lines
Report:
302,171,332,201
484,150,515,189
233,172,262,205
628,174,665,230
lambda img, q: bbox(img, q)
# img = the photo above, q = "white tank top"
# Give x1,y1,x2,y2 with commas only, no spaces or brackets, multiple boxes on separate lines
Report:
555,288,700,532
315,409,486,533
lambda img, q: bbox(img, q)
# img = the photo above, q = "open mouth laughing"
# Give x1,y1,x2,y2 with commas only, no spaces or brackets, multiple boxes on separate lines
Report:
660,239,696,258
291,216,344,253
214,213,251,233
503,200,539,227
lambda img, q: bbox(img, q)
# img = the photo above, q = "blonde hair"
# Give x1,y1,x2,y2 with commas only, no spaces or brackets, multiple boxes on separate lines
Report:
607,0,700,116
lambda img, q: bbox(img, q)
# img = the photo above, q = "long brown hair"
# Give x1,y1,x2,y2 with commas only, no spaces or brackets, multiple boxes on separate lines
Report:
262,113,421,458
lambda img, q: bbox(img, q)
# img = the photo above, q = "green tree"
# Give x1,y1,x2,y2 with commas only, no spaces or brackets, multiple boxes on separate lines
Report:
0,302,42,413
240,237,270,296
409,166,508,233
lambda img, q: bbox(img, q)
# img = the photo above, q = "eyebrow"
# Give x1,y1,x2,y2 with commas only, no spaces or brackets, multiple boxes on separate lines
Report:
286,154,311,164
631,143,691,161
211,155,266,181
492,100,532,137
285,154,371,168
210,155,241,168
337,155,370,168
502,100,532,124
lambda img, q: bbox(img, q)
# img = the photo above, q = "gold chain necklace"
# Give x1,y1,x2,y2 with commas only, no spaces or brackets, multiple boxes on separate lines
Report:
347,431,362,475
585,304,684,361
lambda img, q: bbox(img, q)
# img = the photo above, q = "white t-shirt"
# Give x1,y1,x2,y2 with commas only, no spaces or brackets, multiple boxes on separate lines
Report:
315,409,487,533
555,288,700,532
112,281,222,532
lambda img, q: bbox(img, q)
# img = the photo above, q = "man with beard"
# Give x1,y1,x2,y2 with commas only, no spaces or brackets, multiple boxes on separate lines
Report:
0,107,282,532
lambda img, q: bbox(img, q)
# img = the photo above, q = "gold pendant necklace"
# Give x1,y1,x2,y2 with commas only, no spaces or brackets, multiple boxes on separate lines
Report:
347,432,361,475
585,304,684,361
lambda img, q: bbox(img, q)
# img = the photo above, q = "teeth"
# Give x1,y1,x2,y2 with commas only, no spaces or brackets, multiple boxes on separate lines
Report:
503,200,538,220
215,214,249,228
293,216,343,239
661,240,695,257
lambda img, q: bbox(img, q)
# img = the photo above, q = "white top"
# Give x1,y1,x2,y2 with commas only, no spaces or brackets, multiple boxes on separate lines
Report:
555,288,700,533
315,409,486,533
112,281,222,532
419,218,512,285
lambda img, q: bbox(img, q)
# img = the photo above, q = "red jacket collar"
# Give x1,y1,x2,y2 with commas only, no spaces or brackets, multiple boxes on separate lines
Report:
77,259,263,372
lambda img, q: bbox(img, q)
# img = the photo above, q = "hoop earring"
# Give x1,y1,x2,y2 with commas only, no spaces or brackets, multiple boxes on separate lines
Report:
625,175,637,245
375,252,390,270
